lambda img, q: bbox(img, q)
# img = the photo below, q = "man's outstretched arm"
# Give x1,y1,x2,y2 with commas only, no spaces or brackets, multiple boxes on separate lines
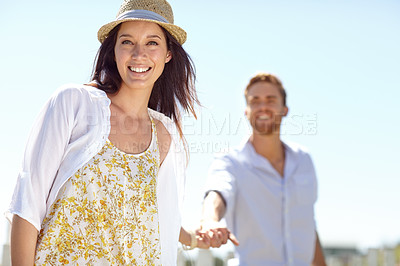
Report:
200,191,239,247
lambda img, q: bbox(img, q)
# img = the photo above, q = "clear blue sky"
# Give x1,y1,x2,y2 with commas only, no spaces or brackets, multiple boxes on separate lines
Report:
1,0,399,256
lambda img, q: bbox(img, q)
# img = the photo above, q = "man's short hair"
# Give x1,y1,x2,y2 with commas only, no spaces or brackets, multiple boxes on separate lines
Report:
244,73,287,107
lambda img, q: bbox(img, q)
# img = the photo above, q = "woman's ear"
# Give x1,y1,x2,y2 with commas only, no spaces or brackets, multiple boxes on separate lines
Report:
165,51,172,63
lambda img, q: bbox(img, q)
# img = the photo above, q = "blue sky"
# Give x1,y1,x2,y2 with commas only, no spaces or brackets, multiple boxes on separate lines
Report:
1,0,399,256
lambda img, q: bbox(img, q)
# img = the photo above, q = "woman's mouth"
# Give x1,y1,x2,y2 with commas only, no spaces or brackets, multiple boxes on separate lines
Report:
128,66,151,73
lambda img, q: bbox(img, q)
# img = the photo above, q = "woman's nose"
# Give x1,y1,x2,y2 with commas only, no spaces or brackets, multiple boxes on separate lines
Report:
132,45,146,59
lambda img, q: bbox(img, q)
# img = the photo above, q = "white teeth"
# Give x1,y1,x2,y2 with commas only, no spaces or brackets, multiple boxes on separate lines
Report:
129,67,150,73
258,115,271,120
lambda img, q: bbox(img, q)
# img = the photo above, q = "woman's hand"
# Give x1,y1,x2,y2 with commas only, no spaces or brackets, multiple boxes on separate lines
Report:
194,230,211,249
198,222,239,248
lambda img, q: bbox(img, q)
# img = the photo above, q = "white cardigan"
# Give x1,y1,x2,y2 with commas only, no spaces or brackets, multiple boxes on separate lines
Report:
7,84,187,265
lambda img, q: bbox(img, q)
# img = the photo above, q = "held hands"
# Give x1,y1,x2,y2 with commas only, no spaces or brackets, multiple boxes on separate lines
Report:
197,221,239,248
182,230,211,250
181,222,239,250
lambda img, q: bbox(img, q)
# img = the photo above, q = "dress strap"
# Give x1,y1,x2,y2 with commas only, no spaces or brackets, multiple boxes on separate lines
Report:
148,112,160,164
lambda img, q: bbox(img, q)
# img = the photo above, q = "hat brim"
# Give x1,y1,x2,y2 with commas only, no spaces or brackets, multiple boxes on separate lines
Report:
97,18,187,45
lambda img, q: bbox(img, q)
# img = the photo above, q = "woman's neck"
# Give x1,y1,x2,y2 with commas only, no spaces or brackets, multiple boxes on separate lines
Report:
107,85,152,117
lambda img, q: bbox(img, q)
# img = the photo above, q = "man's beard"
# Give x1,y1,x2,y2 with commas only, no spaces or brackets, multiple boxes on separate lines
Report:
252,117,282,136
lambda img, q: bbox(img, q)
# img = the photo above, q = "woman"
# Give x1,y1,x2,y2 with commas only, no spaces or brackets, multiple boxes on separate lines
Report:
7,0,208,264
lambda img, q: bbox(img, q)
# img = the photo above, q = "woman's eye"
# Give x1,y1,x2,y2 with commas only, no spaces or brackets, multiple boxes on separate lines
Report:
148,41,158,46
122,40,132,45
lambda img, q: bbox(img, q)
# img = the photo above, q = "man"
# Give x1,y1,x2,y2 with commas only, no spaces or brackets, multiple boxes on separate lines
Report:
200,73,326,266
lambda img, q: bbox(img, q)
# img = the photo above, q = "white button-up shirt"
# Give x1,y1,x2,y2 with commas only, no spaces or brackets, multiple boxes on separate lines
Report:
205,140,318,266
7,84,187,265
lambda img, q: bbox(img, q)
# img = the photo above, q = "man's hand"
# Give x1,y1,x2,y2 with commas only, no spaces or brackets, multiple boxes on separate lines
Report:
198,222,239,248
199,191,239,248
194,231,211,249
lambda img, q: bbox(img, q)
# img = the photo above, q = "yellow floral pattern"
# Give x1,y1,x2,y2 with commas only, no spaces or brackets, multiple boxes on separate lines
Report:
35,118,161,265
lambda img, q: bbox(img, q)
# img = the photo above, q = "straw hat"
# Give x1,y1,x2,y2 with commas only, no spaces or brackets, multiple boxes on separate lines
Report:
98,0,187,45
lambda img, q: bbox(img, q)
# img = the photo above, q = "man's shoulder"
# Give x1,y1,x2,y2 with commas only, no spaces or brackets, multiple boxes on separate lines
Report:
283,140,311,156
212,142,248,168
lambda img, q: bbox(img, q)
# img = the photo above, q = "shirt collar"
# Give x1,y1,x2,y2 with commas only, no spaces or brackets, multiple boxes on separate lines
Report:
241,138,299,179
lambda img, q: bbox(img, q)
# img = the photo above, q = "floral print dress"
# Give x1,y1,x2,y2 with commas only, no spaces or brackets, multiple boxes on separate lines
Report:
35,117,161,265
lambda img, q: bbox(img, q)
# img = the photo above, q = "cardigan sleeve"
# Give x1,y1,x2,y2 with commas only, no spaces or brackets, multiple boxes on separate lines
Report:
149,108,188,265
6,87,78,231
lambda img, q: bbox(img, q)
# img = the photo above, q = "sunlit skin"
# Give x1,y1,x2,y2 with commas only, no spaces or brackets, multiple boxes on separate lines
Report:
111,21,211,249
245,81,288,136
200,82,289,247
114,21,172,94
244,84,326,265
200,81,327,265
244,81,288,177
108,21,173,157
10,21,209,266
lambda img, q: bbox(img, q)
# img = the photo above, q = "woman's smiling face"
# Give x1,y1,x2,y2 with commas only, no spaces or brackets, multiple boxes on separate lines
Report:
114,21,171,92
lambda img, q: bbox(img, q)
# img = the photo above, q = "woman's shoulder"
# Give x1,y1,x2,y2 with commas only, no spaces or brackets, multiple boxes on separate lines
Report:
52,83,107,100
47,83,110,112
148,109,175,133
148,108,185,150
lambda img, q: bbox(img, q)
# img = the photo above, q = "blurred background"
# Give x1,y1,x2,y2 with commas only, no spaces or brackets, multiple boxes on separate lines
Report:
0,0,399,265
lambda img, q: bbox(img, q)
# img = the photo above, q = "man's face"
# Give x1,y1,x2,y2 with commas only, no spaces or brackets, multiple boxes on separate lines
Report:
245,81,288,135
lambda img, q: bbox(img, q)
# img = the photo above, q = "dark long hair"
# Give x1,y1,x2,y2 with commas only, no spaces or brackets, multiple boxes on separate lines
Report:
91,23,199,140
